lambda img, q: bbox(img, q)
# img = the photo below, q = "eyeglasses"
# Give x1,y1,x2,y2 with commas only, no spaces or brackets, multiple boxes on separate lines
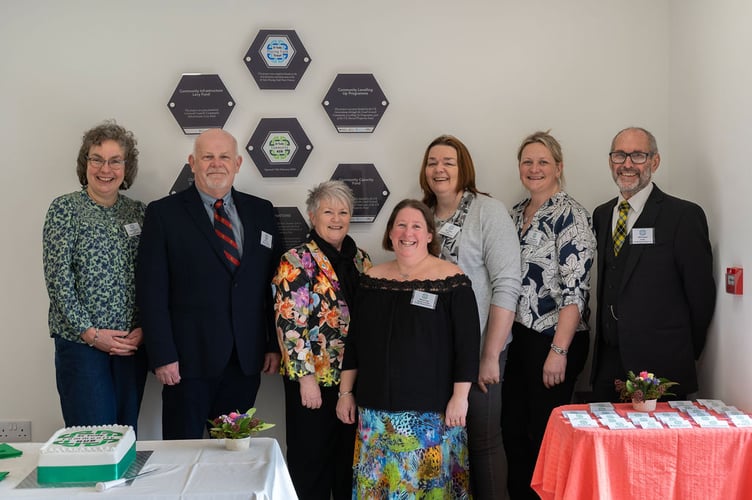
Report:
87,156,125,170
609,151,653,165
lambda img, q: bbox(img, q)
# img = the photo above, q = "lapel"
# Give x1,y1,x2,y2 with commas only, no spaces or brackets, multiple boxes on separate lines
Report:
619,184,665,292
596,197,617,292
182,185,235,273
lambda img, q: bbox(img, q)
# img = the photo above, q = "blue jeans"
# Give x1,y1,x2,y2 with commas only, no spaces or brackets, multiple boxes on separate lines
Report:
54,336,147,433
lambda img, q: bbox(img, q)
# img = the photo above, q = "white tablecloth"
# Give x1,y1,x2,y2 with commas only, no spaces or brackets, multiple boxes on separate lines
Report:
0,438,297,499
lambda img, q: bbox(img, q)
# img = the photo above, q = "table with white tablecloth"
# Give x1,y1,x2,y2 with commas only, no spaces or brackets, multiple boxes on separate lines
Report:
0,437,297,499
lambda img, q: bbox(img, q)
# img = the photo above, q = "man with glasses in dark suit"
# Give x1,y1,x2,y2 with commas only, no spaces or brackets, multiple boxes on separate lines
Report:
590,127,715,402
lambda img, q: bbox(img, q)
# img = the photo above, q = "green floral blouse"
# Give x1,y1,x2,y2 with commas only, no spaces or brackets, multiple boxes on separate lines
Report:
42,190,145,342
272,240,371,386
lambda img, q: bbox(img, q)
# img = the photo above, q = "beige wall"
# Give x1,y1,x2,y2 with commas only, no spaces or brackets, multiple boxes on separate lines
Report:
5,0,745,445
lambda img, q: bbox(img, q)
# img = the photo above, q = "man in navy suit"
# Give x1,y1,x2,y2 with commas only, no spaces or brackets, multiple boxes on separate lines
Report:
137,129,280,439
590,127,715,402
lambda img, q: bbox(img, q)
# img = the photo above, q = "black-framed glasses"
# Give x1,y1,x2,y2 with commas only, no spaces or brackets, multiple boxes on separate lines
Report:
609,151,653,165
87,156,125,170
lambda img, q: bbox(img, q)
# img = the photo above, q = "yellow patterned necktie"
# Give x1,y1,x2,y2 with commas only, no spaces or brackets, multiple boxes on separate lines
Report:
613,200,630,256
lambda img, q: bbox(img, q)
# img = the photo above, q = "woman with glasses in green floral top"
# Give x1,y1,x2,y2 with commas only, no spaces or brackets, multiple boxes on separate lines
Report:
42,121,147,432
272,180,371,500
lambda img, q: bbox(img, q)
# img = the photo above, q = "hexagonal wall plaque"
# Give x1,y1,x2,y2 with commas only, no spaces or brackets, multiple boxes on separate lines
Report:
322,74,389,133
247,118,313,177
244,30,311,90
331,163,390,223
167,74,235,134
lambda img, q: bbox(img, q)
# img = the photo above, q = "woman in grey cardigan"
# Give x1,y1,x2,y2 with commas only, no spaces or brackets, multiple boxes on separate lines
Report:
418,134,521,500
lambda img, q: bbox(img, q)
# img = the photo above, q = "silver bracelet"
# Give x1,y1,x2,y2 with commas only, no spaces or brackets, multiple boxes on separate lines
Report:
550,343,568,356
338,391,353,398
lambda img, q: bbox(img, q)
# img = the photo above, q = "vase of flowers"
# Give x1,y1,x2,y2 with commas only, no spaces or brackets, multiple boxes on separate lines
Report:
208,408,275,450
614,371,678,411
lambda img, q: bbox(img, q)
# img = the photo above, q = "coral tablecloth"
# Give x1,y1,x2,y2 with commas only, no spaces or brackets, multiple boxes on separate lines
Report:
531,403,752,500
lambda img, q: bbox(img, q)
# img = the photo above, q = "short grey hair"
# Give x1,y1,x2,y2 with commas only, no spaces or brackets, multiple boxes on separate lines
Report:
611,127,659,154
305,180,354,218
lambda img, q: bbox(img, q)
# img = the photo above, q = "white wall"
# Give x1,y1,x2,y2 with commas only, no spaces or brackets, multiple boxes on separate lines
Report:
1,0,698,444
669,0,752,409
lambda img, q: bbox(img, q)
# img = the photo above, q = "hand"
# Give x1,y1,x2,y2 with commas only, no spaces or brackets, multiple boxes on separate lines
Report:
477,354,501,394
96,329,139,356
262,352,281,374
336,394,356,424
299,375,322,409
155,362,181,386
543,351,567,389
444,394,469,427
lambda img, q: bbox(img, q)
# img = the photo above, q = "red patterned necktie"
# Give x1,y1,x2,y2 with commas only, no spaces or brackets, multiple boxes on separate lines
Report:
213,199,240,269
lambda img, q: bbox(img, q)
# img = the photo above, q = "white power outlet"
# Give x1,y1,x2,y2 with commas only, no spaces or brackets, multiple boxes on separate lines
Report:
0,420,32,442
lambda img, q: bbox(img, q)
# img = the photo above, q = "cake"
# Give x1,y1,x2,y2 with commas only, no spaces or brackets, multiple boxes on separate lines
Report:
37,425,136,484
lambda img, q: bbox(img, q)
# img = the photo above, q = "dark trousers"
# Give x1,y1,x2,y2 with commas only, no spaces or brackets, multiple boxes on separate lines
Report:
161,351,261,439
54,336,147,434
283,377,355,500
466,347,508,500
502,324,589,500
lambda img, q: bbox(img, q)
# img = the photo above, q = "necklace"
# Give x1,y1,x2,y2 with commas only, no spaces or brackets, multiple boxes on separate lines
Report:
396,255,429,280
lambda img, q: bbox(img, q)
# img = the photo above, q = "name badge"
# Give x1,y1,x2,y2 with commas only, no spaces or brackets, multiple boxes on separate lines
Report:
526,229,543,246
438,223,461,239
124,222,141,237
260,231,273,249
630,228,655,244
410,290,438,310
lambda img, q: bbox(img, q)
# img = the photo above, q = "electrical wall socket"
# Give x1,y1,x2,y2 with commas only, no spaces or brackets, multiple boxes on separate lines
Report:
0,420,32,442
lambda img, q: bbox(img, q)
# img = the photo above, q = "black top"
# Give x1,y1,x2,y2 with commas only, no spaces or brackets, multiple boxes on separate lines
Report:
343,273,480,412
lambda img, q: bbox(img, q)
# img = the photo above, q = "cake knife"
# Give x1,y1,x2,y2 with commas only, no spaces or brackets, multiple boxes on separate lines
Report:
95,466,159,491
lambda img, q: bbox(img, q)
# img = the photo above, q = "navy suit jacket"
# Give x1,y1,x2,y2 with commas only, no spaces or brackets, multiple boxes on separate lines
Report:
136,185,279,378
592,184,716,394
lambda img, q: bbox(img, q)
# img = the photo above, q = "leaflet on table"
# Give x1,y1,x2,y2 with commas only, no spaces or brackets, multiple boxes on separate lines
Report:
668,400,696,412
729,414,752,427
654,412,692,428
562,410,599,428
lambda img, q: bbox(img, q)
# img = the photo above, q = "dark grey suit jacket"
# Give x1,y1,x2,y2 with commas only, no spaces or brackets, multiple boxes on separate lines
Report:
136,185,279,378
592,184,715,394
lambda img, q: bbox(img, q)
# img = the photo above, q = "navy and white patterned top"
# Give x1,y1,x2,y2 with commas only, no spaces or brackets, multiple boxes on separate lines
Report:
510,191,596,336
43,189,145,342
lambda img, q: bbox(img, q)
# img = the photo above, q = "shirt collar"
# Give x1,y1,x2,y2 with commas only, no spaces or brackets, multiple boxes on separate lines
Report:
618,182,653,213
197,187,234,209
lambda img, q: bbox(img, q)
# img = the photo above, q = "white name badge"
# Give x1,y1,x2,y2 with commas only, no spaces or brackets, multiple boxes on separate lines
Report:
260,231,273,249
526,230,543,246
438,223,461,239
630,228,655,244
124,222,141,237
410,290,438,310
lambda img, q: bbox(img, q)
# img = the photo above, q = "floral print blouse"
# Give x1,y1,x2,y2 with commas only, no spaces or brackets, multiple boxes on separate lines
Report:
511,191,596,336
272,240,371,386
42,190,145,342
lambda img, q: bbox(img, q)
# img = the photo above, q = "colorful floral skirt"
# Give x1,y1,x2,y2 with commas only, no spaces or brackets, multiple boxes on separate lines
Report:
353,407,471,499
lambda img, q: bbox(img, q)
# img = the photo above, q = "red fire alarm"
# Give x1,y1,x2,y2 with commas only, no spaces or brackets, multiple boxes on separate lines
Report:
726,267,743,295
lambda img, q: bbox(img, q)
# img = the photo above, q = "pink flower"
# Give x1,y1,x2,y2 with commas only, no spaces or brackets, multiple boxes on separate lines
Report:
639,371,649,379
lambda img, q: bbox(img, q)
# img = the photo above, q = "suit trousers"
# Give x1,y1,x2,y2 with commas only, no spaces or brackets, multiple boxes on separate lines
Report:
283,377,355,500
502,324,589,500
161,350,261,439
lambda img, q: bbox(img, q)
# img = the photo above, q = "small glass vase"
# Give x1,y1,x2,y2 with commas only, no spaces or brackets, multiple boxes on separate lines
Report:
224,436,251,451
632,399,657,412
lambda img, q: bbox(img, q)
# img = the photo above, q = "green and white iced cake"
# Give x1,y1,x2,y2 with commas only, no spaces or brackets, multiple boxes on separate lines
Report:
37,425,136,483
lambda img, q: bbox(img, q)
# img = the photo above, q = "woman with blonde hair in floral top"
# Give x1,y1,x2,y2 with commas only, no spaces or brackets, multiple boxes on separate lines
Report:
272,180,371,500
502,131,596,499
